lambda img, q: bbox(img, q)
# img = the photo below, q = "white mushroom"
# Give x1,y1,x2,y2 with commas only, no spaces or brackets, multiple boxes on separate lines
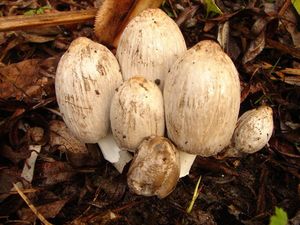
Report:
127,135,180,198
116,8,187,90
223,105,274,157
55,37,132,172
164,40,241,177
110,76,165,151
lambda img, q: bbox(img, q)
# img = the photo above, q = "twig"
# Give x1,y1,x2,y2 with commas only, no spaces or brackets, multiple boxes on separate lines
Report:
266,38,300,59
0,9,97,32
278,0,291,17
196,157,239,176
12,183,53,225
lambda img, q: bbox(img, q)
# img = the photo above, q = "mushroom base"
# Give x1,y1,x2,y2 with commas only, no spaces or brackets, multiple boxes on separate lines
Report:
98,134,132,173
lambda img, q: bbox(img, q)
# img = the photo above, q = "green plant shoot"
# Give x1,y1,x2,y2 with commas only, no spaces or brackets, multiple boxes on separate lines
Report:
292,0,300,15
269,207,288,225
203,0,222,17
186,175,202,214
24,5,51,16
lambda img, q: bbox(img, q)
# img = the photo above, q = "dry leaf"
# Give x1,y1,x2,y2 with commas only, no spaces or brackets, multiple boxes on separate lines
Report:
28,127,45,143
70,210,120,225
280,67,300,76
18,199,68,221
175,5,199,27
281,6,300,48
0,144,30,164
49,120,88,155
49,120,99,167
0,58,55,102
0,35,24,61
258,61,300,86
242,16,275,64
283,76,300,86
218,21,229,50
240,82,263,103
35,161,75,186
243,31,265,64
263,2,278,16
217,21,241,60
0,167,21,198
20,32,55,43
290,209,300,225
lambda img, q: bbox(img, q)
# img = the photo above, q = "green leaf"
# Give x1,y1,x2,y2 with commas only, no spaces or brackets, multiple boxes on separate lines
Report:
269,207,288,225
203,0,222,18
292,0,300,15
24,5,51,16
24,9,37,16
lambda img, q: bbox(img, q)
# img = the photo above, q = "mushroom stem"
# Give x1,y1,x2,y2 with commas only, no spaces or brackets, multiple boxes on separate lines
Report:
179,151,197,178
98,134,132,173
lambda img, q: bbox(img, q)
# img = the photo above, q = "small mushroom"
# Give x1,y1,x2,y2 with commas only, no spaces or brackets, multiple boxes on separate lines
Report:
110,76,165,151
164,40,241,177
116,8,187,89
127,136,180,198
223,106,274,157
55,37,132,172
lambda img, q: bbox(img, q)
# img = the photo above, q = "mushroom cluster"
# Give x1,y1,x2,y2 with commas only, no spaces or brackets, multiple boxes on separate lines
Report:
55,7,274,199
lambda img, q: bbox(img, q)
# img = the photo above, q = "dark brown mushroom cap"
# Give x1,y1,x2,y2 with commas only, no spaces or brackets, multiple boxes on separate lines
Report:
127,136,180,198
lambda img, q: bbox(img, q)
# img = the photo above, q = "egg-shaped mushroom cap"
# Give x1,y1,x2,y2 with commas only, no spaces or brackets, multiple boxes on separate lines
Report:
110,76,165,151
127,136,180,198
231,106,273,154
116,8,187,90
55,37,123,143
164,40,241,156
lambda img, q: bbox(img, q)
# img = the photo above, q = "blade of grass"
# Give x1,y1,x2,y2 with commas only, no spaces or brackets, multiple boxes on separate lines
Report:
186,175,202,214
13,183,53,225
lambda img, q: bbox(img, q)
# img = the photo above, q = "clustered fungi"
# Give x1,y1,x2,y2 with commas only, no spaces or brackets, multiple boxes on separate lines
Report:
55,8,274,198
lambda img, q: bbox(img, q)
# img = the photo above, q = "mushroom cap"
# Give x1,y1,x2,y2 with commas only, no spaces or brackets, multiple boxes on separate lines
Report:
164,40,241,156
116,8,187,89
55,37,123,143
110,76,165,151
127,136,180,198
231,106,274,154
